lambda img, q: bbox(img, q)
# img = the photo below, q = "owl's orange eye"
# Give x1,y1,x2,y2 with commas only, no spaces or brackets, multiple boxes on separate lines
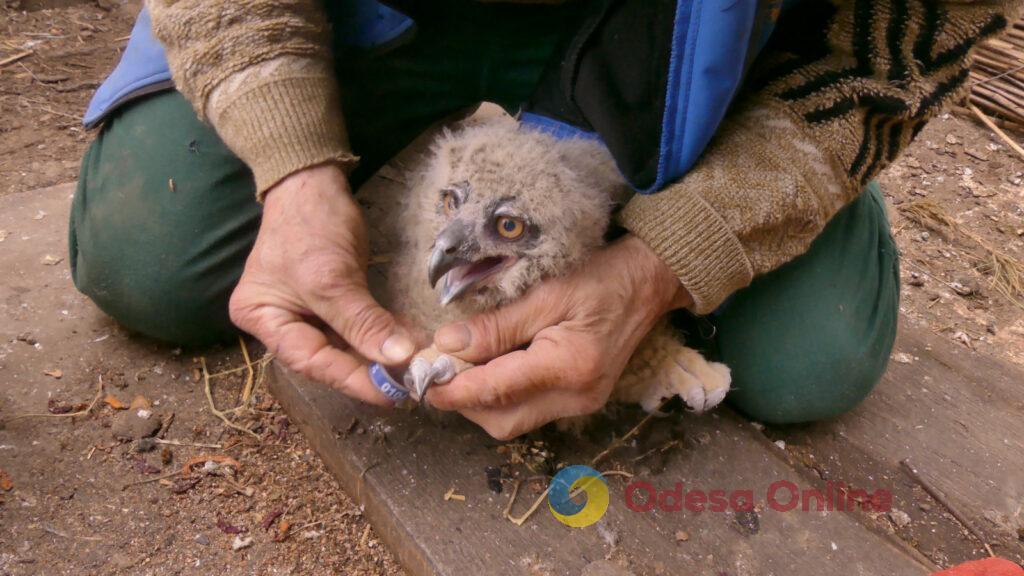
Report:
496,216,525,240
442,192,457,214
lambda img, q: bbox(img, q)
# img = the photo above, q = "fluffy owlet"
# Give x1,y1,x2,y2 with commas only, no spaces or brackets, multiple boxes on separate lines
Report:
379,115,730,421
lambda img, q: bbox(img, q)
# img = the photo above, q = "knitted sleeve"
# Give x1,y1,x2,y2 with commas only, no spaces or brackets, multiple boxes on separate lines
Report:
146,0,356,195
619,0,1020,314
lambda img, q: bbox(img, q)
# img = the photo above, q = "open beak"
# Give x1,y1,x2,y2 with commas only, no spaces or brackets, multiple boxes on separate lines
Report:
428,222,512,306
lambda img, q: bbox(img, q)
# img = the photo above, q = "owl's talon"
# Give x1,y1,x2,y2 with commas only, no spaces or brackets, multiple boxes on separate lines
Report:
404,357,431,401
403,354,462,401
429,355,457,385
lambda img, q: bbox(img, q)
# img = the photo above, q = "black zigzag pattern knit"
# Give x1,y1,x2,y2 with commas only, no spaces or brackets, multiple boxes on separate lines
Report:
750,0,1008,185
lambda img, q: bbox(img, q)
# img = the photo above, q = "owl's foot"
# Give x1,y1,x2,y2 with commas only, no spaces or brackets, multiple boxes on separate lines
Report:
403,346,473,401
637,346,731,414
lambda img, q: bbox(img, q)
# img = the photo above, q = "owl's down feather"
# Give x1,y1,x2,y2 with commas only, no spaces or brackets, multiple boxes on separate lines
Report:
383,115,730,422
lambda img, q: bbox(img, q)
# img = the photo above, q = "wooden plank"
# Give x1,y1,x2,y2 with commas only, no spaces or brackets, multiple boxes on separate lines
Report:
773,326,1024,565
269,363,931,576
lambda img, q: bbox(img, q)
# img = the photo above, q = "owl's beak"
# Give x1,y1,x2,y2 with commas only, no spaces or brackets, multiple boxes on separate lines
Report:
428,222,472,289
429,222,511,306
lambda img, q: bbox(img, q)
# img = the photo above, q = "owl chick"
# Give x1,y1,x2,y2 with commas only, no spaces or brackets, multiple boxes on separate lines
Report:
383,115,730,419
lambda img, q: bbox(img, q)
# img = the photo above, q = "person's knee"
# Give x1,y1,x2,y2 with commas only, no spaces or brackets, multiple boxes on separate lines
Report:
73,250,238,347
724,327,893,425
68,91,258,347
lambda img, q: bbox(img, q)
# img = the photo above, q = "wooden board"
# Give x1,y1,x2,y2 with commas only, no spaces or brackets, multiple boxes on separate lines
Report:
269,363,931,576
774,326,1024,563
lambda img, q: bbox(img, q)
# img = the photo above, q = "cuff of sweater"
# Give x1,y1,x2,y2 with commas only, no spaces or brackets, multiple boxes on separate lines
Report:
619,186,753,315
213,76,358,198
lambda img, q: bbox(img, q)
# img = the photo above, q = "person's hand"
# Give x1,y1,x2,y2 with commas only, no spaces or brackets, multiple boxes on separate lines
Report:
425,235,690,439
229,163,415,405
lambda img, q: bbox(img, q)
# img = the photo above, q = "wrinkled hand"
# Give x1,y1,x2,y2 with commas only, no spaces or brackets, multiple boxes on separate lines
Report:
426,235,691,439
229,164,414,405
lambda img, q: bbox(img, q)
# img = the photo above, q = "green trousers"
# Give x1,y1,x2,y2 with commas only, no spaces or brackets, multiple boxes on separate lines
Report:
70,1,899,424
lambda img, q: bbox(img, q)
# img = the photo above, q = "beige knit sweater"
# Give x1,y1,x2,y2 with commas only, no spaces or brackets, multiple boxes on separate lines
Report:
147,0,1019,314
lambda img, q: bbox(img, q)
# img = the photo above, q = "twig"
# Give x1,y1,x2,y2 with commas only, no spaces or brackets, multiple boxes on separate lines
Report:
8,377,104,422
632,439,682,463
902,260,960,291
289,520,324,534
157,411,174,439
969,62,1024,89
201,357,259,438
969,103,1024,161
900,458,994,557
503,480,523,520
154,438,222,449
121,469,183,490
238,336,255,406
504,404,669,527
590,401,668,468
0,50,32,68
506,485,552,527
505,469,633,527
43,524,102,541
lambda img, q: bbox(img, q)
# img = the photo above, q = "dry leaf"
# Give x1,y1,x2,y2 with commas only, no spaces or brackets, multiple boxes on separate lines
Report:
0,468,12,491
103,394,127,410
40,254,63,266
274,519,291,542
33,210,47,220
182,454,242,476
43,369,63,379
129,395,151,410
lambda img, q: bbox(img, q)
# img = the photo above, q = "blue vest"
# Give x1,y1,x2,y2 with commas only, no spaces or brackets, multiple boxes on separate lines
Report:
86,1,780,194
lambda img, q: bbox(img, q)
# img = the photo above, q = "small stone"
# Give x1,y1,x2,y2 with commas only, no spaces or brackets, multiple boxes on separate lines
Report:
231,535,253,551
136,409,153,420
733,510,760,536
907,273,925,287
953,276,982,297
892,352,914,364
952,331,972,347
194,533,210,546
918,502,933,512
945,133,959,145
774,440,786,450
889,509,912,529
964,147,990,161
919,231,930,241
675,530,690,542
111,411,161,441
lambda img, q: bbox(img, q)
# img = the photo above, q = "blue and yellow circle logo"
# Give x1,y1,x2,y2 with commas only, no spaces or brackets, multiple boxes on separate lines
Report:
548,465,609,528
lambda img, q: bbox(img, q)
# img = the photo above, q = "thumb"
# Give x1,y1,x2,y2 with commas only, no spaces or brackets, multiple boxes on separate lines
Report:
433,285,566,363
313,284,414,365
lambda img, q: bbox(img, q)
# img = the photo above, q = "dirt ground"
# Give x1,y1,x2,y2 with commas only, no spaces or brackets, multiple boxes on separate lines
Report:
1,0,1023,575
1,4,403,574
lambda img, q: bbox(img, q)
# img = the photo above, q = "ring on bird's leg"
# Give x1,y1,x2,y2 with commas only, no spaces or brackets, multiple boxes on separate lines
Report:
369,362,410,403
